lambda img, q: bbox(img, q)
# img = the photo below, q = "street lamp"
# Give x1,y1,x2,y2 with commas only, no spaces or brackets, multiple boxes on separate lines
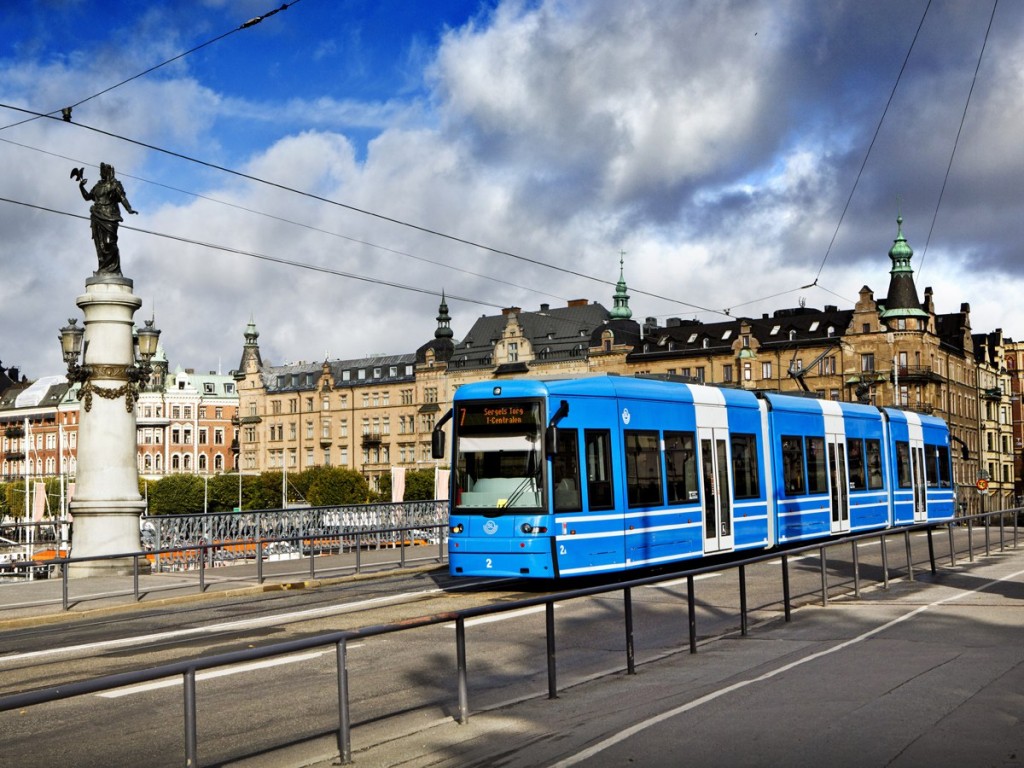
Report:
58,316,160,411
58,318,88,384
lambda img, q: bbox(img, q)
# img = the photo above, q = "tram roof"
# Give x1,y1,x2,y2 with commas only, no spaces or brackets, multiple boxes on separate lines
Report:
455,375,762,409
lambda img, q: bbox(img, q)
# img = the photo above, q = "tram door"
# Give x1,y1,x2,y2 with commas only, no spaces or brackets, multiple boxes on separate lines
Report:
911,441,928,522
827,434,850,534
699,427,734,553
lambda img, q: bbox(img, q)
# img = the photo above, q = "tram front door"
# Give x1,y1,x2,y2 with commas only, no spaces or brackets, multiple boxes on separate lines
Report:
699,427,734,554
911,440,928,523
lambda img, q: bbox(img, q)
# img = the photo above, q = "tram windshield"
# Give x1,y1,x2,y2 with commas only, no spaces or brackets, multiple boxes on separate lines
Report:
454,400,544,511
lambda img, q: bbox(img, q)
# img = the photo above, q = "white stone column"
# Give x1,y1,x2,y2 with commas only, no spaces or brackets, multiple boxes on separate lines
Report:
68,275,147,577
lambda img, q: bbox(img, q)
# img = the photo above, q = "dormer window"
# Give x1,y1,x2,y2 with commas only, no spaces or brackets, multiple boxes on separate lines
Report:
770,325,780,335
722,330,732,340
809,321,819,332
702,338,709,349
688,333,698,343
789,330,797,341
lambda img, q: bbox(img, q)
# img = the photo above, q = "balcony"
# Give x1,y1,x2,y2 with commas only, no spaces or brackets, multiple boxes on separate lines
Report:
892,366,943,383
4,426,25,439
361,432,382,448
981,387,1003,401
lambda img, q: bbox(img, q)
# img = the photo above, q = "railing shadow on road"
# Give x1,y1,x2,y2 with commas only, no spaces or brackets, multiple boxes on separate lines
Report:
0,508,1019,767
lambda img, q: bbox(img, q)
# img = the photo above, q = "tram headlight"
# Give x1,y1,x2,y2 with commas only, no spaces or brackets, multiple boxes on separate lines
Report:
520,523,548,534
450,523,464,534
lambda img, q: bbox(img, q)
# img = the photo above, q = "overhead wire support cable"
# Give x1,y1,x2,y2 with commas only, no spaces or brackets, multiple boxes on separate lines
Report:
0,101,725,318
918,0,998,275
0,194,504,310
810,0,932,285
0,1,300,132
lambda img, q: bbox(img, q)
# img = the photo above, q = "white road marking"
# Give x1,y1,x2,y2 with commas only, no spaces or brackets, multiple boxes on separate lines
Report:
645,573,722,589
549,565,1024,767
96,649,341,698
446,605,554,628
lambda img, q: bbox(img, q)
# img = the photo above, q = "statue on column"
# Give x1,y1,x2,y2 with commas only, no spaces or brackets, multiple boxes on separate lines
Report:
73,163,138,276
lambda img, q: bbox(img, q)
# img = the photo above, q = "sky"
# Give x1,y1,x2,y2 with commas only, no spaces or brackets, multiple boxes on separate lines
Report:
1,0,1022,380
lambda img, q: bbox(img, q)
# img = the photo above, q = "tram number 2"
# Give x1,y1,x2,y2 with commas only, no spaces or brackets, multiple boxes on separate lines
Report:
485,558,493,569
559,545,567,555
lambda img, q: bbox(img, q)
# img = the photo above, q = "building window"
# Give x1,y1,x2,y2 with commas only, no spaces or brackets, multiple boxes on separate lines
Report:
761,362,772,379
861,354,875,373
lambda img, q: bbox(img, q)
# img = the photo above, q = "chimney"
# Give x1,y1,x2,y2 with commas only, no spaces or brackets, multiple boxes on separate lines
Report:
567,299,588,307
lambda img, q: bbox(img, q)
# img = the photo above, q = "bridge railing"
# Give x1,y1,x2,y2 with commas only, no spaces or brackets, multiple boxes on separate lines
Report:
0,508,1018,767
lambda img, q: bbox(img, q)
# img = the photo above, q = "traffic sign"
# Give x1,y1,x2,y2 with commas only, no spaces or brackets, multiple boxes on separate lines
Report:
976,478,989,491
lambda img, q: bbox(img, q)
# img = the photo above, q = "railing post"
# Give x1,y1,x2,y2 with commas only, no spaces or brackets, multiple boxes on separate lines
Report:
880,534,889,589
999,512,1005,552
544,606,561,700
546,601,558,699
624,586,636,674
62,564,69,612
781,554,792,622
134,554,141,601
904,530,914,582
355,532,362,573
984,512,991,556
184,668,198,768
851,541,860,598
310,537,316,580
336,639,352,763
967,517,975,562
199,544,206,593
819,546,828,607
456,616,470,723
257,538,264,584
687,574,697,653
738,565,748,636
947,522,956,567
926,528,936,574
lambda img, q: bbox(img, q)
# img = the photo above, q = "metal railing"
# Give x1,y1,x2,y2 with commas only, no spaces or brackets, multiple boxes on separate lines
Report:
1,508,1019,766
33,521,448,612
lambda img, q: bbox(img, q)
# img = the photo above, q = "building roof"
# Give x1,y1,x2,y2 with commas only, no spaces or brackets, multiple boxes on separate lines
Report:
449,301,610,370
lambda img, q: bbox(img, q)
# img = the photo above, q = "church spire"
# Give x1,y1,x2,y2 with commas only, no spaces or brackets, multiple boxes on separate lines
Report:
435,290,454,339
609,250,633,320
879,212,928,322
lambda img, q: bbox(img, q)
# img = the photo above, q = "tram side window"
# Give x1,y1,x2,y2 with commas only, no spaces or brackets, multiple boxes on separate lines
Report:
665,431,698,505
895,441,912,488
806,437,827,494
585,429,615,510
866,439,884,489
926,445,952,488
553,429,582,511
924,444,939,487
848,439,866,491
731,433,760,499
936,445,951,487
625,430,664,507
781,436,806,496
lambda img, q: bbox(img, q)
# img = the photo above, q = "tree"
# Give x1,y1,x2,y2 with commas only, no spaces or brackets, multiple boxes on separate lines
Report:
306,467,371,506
147,474,204,516
403,469,436,501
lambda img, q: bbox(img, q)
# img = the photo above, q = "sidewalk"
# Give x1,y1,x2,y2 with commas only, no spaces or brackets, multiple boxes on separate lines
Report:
284,545,1024,768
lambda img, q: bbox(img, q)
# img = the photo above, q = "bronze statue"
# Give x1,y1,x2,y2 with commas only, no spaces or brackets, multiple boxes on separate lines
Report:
75,163,137,275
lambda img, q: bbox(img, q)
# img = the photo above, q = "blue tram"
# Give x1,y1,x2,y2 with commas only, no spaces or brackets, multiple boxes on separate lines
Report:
435,375,956,579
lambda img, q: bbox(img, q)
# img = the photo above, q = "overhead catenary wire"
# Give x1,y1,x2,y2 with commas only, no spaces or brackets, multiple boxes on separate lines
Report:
0,2,300,132
809,0,932,286
0,135,569,302
0,195,505,310
917,0,998,276
0,102,731,318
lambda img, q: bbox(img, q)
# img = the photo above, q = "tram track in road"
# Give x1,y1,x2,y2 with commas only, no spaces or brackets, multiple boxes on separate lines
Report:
0,568,556,696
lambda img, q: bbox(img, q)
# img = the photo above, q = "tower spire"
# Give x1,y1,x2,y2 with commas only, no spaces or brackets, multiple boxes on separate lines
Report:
609,250,633,320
